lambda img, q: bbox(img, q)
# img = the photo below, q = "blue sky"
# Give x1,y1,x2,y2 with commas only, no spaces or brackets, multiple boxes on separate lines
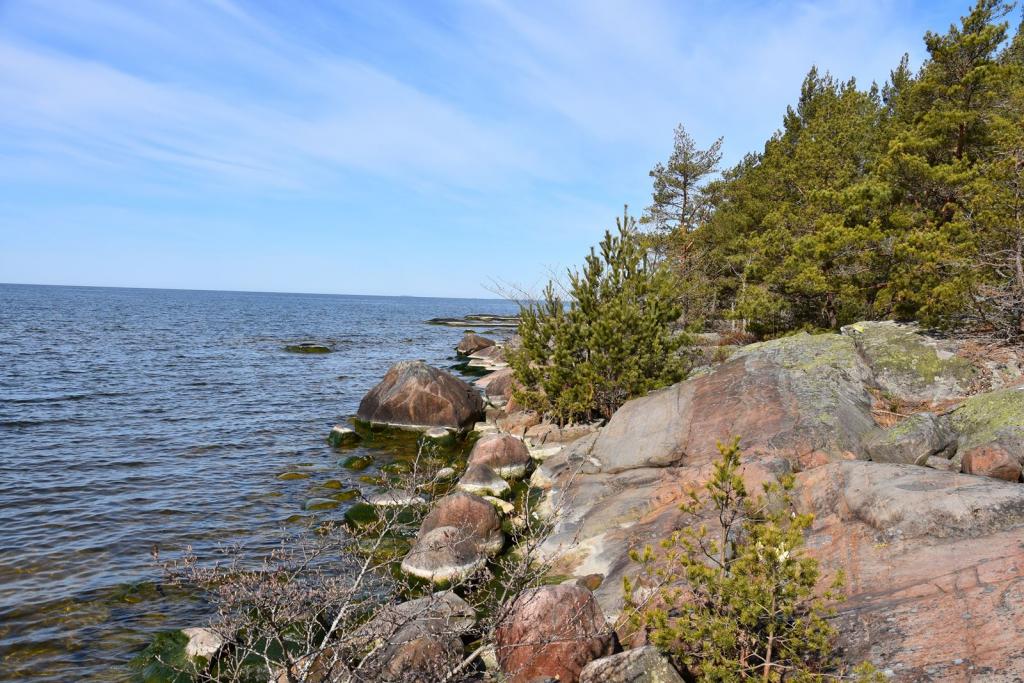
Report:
0,0,979,297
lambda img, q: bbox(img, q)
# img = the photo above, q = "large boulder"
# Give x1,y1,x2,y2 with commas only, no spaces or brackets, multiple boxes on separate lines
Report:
402,492,504,583
950,386,1024,456
961,442,1022,481
797,461,1024,678
581,332,876,475
863,412,956,465
457,332,495,355
579,647,684,683
468,433,531,478
357,361,484,429
495,584,615,683
416,491,504,554
842,321,977,403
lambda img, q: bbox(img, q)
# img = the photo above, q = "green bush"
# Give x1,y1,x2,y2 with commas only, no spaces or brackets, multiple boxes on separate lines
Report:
509,208,689,424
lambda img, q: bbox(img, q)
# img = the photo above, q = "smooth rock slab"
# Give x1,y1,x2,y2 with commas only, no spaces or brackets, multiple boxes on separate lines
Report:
797,461,1024,678
357,360,484,429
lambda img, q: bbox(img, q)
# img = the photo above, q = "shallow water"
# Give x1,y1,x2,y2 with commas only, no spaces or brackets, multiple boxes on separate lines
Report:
0,284,516,681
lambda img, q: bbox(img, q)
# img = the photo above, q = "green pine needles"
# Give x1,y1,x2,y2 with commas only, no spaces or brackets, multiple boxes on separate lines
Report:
509,208,688,425
623,440,879,682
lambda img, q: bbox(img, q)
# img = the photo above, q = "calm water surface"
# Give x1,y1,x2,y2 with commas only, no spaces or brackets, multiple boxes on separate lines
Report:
0,284,516,681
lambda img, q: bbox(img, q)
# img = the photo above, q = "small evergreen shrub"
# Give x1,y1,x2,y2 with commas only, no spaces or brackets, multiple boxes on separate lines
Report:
623,439,881,681
509,208,689,424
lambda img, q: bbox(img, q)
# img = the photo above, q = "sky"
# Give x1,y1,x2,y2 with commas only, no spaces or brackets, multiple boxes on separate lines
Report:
0,0,980,298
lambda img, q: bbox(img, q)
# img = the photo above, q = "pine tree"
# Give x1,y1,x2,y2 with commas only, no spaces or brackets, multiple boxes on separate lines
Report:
622,440,864,681
644,125,724,237
509,208,688,424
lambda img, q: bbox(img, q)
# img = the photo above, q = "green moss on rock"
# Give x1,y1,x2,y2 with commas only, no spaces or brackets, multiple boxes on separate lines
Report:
344,502,379,528
341,455,373,471
950,388,1024,450
844,322,975,400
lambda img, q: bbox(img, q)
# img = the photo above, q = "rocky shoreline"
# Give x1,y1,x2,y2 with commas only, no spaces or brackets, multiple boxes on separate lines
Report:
181,320,1024,682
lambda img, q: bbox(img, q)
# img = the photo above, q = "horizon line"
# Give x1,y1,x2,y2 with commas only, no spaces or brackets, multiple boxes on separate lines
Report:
0,281,510,302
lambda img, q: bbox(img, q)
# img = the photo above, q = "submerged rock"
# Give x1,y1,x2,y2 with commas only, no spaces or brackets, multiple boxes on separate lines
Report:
495,584,615,683
327,424,360,447
422,426,455,446
283,342,332,354
357,360,484,429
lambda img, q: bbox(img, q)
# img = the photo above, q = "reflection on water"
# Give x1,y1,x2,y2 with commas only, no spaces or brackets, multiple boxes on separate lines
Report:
0,284,515,681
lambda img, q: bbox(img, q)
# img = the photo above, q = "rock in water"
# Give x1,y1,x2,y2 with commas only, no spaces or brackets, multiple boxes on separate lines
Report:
468,433,531,478
283,342,332,353
422,426,455,446
495,584,615,683
456,332,495,355
357,360,484,429
326,424,360,447
402,492,504,584
417,491,504,555
579,647,684,683
400,526,487,584
456,463,511,498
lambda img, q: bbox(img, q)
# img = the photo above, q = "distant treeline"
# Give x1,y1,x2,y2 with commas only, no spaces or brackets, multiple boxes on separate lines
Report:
644,0,1024,339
